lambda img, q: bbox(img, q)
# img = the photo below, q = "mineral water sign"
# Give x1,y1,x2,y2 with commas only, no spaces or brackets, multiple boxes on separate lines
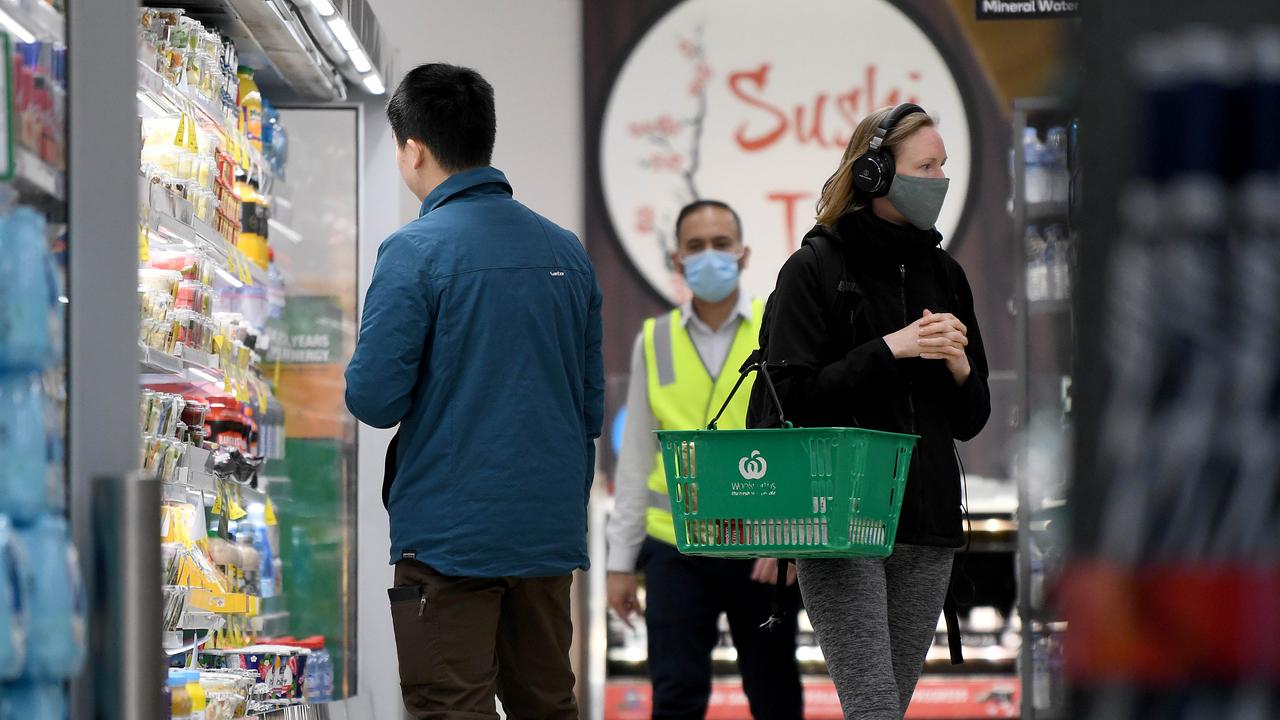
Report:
976,0,1080,20
598,0,974,304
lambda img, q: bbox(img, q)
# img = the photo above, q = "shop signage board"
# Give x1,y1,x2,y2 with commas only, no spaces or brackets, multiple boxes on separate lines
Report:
270,295,344,365
976,0,1080,20
604,677,1020,719
596,0,975,304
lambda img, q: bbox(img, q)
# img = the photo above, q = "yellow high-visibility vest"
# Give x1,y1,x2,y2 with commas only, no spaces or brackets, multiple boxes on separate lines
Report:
642,299,764,544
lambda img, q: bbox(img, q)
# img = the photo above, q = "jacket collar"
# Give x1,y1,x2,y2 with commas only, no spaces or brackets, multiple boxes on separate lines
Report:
419,166,513,217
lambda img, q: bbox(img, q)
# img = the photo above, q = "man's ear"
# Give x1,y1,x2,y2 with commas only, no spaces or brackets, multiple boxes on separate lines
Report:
406,138,427,170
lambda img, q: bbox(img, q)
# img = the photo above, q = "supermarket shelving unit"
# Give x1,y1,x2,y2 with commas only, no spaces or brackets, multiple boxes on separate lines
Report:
1010,98,1077,720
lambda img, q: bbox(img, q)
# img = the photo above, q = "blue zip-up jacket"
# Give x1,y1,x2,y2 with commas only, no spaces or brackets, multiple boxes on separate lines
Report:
345,167,604,577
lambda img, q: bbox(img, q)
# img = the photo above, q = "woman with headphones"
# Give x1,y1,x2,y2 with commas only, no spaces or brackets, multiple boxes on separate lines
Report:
753,105,991,718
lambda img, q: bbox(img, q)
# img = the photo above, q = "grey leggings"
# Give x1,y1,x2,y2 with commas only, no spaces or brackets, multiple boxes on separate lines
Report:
797,544,955,720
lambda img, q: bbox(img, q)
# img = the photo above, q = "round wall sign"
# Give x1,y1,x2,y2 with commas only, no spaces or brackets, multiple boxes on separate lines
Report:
599,0,975,303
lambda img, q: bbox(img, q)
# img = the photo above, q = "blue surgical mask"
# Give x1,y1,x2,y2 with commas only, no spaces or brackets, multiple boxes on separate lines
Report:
682,250,741,302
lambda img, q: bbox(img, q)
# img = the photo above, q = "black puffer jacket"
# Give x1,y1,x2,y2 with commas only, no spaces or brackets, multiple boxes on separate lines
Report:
750,208,990,547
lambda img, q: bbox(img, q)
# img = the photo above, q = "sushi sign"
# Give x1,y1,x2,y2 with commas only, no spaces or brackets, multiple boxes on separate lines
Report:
597,0,975,304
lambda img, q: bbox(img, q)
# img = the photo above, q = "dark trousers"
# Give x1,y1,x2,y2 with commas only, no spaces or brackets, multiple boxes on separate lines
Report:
639,537,804,720
389,559,578,720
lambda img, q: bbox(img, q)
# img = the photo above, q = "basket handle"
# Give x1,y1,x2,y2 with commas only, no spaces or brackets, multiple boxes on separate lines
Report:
707,357,791,430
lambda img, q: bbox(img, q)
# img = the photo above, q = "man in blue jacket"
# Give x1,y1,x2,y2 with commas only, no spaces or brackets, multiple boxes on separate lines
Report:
345,63,604,720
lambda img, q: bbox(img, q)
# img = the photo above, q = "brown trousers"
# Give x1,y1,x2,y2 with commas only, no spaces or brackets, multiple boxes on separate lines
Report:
389,559,578,720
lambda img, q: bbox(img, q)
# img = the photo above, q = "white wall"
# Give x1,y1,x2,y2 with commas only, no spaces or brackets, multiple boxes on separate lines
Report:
374,0,585,238
340,2,584,718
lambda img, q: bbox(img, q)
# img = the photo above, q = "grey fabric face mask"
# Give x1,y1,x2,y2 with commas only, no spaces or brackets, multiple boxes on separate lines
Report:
886,174,950,230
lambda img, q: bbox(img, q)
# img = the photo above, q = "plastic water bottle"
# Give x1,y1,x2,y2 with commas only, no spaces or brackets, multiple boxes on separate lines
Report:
1025,225,1049,302
306,647,333,703
1045,225,1071,300
0,374,49,523
1046,126,1070,204
17,515,86,680
1022,127,1047,204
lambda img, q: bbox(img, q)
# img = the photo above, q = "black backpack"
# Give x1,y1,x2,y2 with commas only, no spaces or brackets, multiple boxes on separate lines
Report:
745,224,862,429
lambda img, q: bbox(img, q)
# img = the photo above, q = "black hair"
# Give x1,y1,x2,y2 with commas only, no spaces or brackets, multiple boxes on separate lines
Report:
674,199,743,243
386,63,496,173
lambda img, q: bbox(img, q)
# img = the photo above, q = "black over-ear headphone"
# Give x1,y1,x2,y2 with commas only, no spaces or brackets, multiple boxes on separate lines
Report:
851,103,925,198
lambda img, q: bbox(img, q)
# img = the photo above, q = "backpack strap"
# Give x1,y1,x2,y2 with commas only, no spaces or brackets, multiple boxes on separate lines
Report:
801,224,863,328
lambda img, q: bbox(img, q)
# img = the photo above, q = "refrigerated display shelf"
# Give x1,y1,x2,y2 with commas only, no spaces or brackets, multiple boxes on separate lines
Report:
137,58,272,175
139,343,228,389
160,0,344,101
2,0,65,43
147,203,270,288
11,148,65,201
1027,201,1070,221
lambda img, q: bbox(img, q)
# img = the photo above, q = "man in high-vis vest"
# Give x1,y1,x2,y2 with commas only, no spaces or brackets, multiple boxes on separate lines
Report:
606,200,803,719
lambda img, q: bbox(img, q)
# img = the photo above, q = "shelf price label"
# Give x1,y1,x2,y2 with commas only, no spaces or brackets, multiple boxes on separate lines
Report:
139,222,151,263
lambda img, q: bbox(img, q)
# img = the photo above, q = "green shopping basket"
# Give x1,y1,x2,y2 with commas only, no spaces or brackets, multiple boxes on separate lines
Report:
656,360,918,559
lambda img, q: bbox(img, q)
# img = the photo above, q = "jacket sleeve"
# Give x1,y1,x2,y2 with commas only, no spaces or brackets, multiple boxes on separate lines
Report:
583,276,605,440
947,262,991,441
764,246,901,426
344,233,434,429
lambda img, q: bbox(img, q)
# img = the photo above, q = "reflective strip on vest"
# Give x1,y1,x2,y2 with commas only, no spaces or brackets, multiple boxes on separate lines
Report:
648,488,671,512
642,299,765,545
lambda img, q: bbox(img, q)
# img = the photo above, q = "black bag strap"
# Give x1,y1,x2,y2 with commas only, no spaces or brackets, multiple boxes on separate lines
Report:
708,359,789,430
759,558,795,631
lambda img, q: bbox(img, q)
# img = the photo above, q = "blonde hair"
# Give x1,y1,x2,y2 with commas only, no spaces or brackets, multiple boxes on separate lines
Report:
815,106,936,226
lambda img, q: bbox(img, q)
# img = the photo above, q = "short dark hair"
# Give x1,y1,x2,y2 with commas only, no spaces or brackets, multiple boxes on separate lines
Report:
386,63,496,173
674,199,743,242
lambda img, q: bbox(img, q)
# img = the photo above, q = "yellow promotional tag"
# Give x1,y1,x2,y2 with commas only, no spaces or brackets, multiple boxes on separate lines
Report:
228,493,248,521
185,114,200,153
139,223,151,264
212,334,226,354
263,498,278,526
174,112,187,147
240,250,253,285
211,492,223,517
256,378,268,413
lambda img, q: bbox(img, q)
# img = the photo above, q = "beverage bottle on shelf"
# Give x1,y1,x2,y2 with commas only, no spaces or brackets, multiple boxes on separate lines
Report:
1025,225,1049,303
1044,224,1071,301
1022,127,1047,205
1046,126,1070,205
237,66,263,154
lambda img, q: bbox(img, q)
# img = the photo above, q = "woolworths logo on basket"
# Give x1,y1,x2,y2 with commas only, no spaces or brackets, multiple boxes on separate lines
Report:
738,450,768,480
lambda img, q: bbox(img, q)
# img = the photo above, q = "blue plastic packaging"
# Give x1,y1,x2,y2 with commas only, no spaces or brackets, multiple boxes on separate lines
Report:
0,517,30,681
0,374,49,523
17,515,85,680
0,208,53,372
0,680,66,720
